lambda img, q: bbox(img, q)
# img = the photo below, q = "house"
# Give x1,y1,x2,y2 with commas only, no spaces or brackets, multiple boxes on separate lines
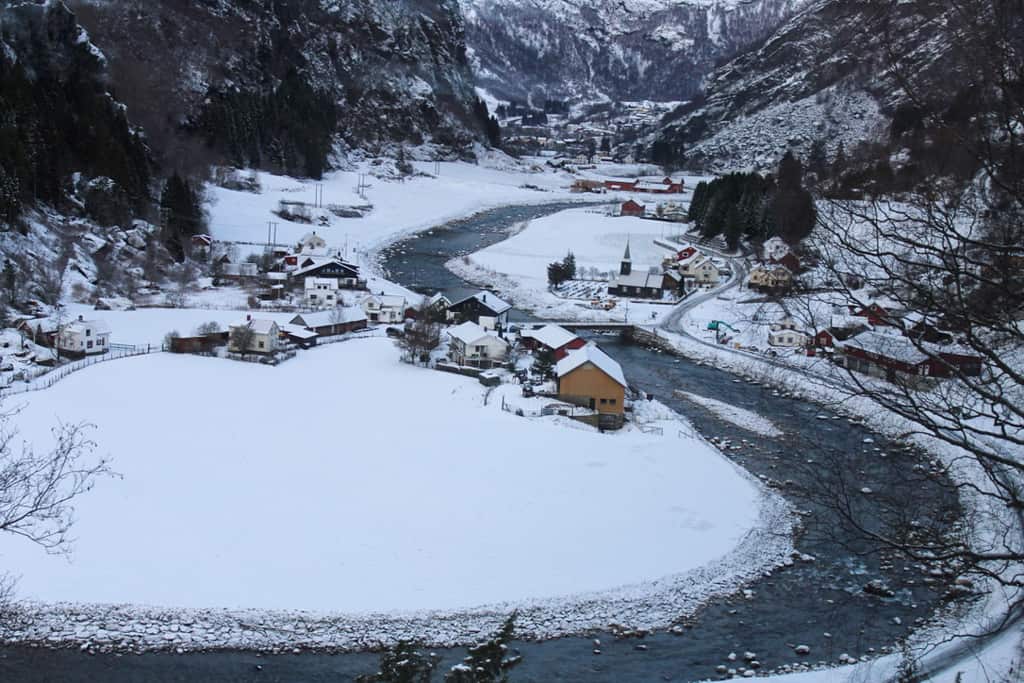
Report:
813,316,871,350
297,231,328,255
362,294,407,324
447,291,512,330
768,327,809,348
851,303,901,327
220,261,259,278
228,316,280,354
304,277,340,309
56,316,110,357
520,324,586,360
674,246,698,262
447,321,509,369
191,234,213,257
620,200,645,217
747,265,793,293
290,308,368,337
290,256,361,286
428,292,453,318
555,344,627,427
15,317,58,347
571,179,605,193
836,330,983,383
676,252,720,288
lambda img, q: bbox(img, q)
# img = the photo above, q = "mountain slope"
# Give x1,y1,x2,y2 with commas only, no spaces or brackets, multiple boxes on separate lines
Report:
460,0,810,103
657,0,967,173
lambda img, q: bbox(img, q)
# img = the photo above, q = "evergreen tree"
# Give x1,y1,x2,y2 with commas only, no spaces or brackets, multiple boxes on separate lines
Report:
160,172,204,261
356,641,440,683
688,181,710,223
562,251,576,280
445,615,522,683
532,347,555,379
599,135,611,154
3,259,16,303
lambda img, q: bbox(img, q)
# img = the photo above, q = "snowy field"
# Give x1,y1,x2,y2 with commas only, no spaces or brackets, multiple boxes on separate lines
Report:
206,153,599,262
448,207,687,322
0,337,794,650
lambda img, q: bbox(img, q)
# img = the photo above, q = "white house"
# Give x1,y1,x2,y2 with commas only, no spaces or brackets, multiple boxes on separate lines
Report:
304,277,340,309
447,321,509,368
362,294,407,324
228,316,280,354
57,316,110,357
768,328,809,348
298,231,328,255
677,252,720,287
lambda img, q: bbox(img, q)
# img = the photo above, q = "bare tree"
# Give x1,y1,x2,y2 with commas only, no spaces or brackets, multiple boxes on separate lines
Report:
0,410,113,608
396,304,441,365
808,0,1024,649
229,324,254,354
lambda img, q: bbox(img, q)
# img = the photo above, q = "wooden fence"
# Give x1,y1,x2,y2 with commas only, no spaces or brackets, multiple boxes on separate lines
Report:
1,344,160,398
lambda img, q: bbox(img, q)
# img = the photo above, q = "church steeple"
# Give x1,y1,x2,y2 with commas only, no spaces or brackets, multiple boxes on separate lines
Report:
620,239,632,276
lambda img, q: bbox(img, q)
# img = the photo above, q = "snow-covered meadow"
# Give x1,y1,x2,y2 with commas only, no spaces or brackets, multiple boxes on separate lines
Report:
0,337,793,650
447,207,686,322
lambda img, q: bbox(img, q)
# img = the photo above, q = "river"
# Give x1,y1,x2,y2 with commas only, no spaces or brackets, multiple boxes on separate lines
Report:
0,202,961,682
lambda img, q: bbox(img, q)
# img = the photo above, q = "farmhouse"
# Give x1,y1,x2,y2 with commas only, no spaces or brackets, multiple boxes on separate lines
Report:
620,200,645,217
520,324,585,360
280,324,319,349
362,294,407,324
603,177,684,194
447,291,512,330
447,321,509,369
836,330,983,383
56,316,110,357
228,316,280,354
290,308,368,337
304,277,340,309
555,344,627,428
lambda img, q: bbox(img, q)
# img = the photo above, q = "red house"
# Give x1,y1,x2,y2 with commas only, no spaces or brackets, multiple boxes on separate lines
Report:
838,331,982,382
620,200,645,217
675,246,698,261
520,324,586,360
852,303,899,327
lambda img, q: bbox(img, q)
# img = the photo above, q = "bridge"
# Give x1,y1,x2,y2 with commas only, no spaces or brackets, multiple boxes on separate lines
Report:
524,321,643,333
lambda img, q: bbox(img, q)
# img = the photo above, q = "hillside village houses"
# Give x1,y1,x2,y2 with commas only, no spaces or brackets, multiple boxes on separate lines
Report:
555,343,627,429
362,293,407,324
447,321,509,368
228,316,280,354
56,316,110,357
747,264,794,293
768,317,809,348
675,250,720,289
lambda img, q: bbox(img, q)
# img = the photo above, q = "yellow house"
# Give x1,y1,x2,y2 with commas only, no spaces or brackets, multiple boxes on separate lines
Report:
747,264,793,291
555,344,627,422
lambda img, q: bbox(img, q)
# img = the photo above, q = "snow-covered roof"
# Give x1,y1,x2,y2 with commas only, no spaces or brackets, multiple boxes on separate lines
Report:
838,330,929,364
292,308,366,328
291,257,358,279
305,277,338,289
613,270,662,288
232,318,278,335
280,324,318,340
555,344,627,387
450,291,512,315
364,294,407,308
448,321,506,346
522,324,578,350
677,252,709,268
635,180,673,191
63,318,110,335
428,292,451,306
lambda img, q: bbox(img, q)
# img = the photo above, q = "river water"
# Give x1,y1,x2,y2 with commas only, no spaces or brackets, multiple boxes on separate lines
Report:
0,203,961,682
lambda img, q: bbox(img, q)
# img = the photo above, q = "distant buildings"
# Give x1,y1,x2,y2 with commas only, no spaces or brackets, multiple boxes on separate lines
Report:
447,321,509,369
603,177,684,194
56,316,110,357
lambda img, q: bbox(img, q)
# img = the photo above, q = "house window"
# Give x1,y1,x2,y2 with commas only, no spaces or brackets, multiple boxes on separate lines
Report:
86,329,91,337
258,341,265,349
98,338,105,346
609,399,617,406
87,341,93,349
600,398,608,405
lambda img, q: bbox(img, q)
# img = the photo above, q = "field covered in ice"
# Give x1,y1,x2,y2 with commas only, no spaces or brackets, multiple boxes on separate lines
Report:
0,338,793,651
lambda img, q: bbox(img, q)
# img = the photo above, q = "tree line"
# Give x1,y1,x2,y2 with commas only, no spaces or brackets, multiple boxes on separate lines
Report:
687,152,816,250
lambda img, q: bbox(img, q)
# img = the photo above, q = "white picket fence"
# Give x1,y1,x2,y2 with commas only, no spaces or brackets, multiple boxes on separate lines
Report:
0,345,160,398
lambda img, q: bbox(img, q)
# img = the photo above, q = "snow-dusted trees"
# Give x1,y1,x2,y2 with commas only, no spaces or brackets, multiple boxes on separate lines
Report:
0,411,112,602
356,641,440,683
445,614,522,683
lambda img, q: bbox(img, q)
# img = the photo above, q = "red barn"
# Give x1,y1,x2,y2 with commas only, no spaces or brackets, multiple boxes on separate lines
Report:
604,179,638,192
675,246,698,261
620,200,646,217
852,303,899,327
